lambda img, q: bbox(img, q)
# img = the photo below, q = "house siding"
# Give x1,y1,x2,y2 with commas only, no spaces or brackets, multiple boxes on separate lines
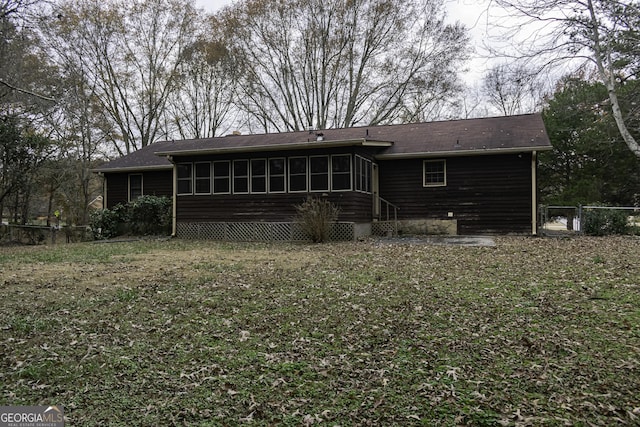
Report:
176,192,373,223
105,170,173,209
378,153,533,234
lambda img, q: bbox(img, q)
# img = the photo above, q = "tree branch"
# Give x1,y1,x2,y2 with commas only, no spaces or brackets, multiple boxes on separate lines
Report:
0,78,56,102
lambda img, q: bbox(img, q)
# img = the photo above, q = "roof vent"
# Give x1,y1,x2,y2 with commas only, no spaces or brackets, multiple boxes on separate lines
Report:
316,132,324,142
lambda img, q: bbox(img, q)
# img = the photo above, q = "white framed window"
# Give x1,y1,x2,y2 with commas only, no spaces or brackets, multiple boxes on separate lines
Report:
331,154,351,191
289,157,307,192
194,162,211,194
310,156,329,191
423,159,446,187
250,158,267,193
268,158,286,193
177,163,192,195
233,160,249,193
355,155,372,194
128,174,143,201
182,155,360,195
213,161,230,194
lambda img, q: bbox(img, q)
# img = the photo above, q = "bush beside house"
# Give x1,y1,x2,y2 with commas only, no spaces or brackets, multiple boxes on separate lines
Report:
90,195,171,239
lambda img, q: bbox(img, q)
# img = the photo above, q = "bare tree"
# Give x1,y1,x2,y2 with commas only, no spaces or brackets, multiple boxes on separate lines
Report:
45,68,111,224
221,0,469,132
0,0,56,109
0,0,40,20
481,63,546,116
163,16,240,139
490,0,640,158
457,83,491,119
43,0,201,154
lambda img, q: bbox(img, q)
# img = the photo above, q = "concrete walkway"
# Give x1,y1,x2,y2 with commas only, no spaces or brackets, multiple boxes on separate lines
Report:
376,235,496,247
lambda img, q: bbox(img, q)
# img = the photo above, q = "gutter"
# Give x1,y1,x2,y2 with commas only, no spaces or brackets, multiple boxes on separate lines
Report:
374,145,553,160
164,156,178,238
92,165,173,174
154,139,394,157
531,151,538,236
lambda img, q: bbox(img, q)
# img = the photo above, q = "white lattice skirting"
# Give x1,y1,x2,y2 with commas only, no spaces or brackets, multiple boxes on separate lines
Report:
176,222,361,242
371,221,398,237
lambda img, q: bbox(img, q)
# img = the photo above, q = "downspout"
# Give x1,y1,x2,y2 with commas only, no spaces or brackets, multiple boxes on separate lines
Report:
531,151,538,236
166,156,177,237
99,172,107,209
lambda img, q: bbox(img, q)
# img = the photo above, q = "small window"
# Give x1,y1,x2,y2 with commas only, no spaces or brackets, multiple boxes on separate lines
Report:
194,162,211,194
310,156,329,191
269,158,286,193
129,174,143,201
233,160,249,193
289,157,307,192
331,154,351,191
213,161,230,194
177,164,192,195
423,160,446,187
251,159,267,193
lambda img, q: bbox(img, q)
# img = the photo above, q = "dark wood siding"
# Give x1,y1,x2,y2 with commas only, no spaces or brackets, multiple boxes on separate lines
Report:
143,170,173,198
105,173,127,208
176,192,373,223
378,153,532,234
105,170,172,208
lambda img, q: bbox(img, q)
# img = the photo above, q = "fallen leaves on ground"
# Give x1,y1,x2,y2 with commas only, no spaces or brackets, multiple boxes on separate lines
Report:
0,236,639,425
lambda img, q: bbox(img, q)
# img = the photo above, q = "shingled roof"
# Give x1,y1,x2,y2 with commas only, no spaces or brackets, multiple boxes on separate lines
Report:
94,114,551,172
93,140,174,173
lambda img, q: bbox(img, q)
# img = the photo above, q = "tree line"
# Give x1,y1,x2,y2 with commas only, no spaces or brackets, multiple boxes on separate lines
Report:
1,0,638,226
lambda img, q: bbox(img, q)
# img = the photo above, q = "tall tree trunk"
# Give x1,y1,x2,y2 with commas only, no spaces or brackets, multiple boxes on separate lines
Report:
587,0,640,159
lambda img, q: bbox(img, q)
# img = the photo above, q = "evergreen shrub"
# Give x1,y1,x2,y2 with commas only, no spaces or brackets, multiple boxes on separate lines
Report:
582,208,629,236
89,196,171,239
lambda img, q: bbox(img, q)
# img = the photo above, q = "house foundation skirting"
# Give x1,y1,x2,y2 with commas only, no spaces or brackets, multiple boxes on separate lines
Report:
176,221,381,242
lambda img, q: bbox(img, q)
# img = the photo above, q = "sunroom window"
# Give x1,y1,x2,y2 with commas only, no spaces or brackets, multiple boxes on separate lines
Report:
310,156,329,191
213,161,230,194
194,162,211,194
233,160,249,193
355,156,372,193
251,159,267,193
331,154,351,191
289,157,307,192
269,158,286,193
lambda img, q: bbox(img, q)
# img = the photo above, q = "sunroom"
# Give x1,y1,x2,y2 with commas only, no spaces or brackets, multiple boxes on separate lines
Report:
154,137,395,240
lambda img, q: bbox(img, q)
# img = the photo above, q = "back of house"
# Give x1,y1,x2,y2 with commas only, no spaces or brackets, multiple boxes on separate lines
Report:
93,113,552,240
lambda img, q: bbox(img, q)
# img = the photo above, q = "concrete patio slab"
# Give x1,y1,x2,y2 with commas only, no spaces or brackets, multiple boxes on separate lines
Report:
376,236,496,247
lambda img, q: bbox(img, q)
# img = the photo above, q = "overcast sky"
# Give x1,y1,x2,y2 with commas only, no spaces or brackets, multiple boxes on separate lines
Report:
194,0,491,85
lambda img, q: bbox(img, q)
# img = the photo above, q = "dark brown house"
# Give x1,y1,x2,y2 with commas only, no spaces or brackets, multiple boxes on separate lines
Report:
94,114,552,239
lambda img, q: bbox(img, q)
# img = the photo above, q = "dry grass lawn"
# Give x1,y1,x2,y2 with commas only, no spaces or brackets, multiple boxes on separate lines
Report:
1,236,639,425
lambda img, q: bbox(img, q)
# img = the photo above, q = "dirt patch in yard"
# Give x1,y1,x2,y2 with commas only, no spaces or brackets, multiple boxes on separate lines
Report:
2,241,325,295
